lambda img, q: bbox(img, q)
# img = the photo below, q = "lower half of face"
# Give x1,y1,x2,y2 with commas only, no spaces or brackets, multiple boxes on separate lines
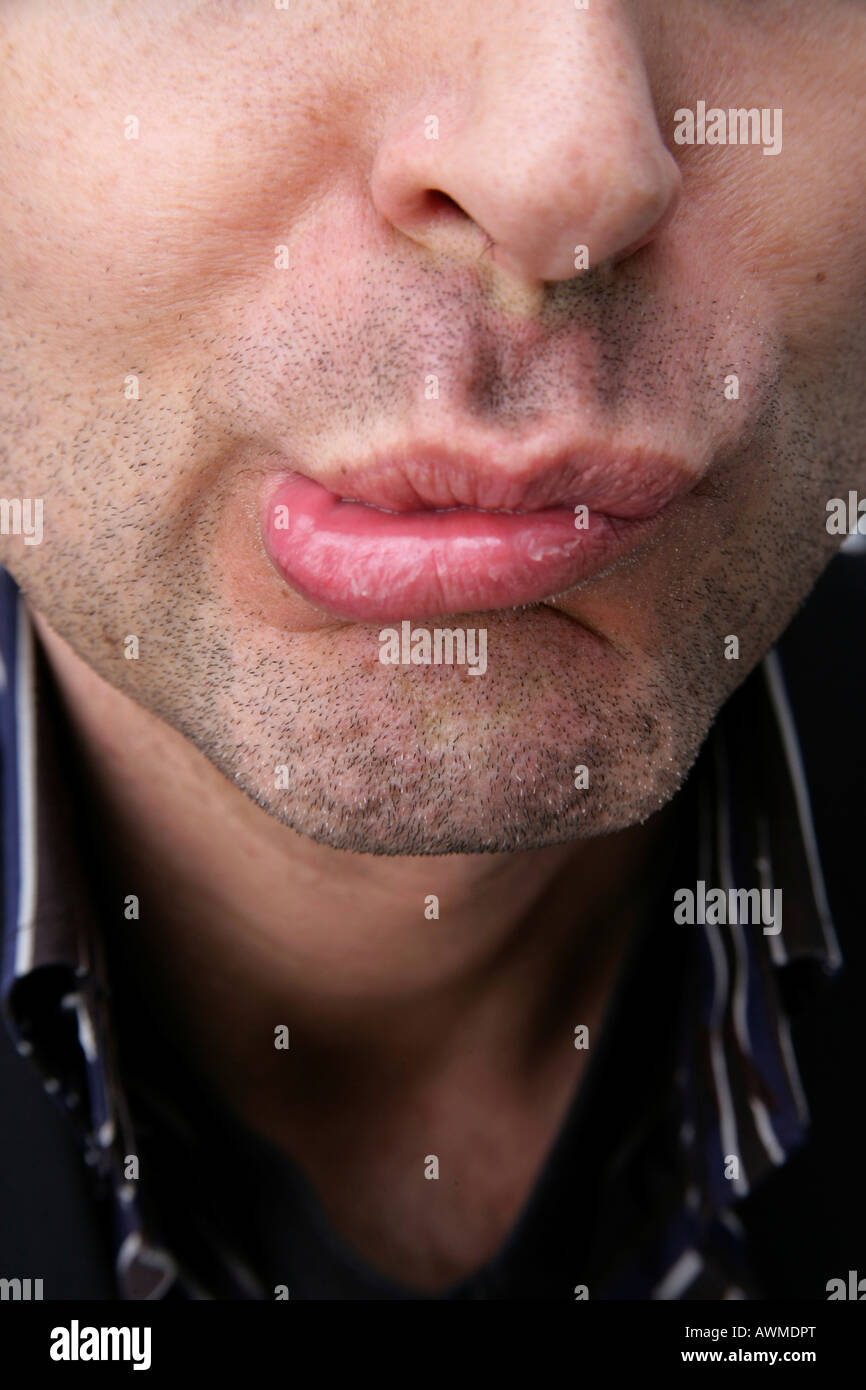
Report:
0,1,864,854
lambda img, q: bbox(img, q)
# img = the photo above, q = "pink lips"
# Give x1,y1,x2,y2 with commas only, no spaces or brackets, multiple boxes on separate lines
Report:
261,463,678,622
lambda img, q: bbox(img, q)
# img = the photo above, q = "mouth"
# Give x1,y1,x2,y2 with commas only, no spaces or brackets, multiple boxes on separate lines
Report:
259,443,697,622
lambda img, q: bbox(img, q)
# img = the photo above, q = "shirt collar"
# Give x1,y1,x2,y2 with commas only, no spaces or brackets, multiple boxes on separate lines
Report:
0,569,179,1298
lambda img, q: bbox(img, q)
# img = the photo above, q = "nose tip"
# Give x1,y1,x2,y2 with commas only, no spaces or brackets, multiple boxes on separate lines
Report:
481,145,684,284
369,12,683,289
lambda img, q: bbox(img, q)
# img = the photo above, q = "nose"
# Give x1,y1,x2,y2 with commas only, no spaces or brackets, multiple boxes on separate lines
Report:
370,2,681,285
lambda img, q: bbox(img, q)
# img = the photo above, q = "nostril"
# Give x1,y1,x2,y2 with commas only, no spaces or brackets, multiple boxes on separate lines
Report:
396,187,500,268
423,189,470,222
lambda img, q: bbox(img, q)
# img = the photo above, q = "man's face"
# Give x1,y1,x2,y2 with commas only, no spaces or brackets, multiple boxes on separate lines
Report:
1,0,863,853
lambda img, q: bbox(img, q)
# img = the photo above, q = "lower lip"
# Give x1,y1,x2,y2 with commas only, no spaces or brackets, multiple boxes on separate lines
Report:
261,475,658,621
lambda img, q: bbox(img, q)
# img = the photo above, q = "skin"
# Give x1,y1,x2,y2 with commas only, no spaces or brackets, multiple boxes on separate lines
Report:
1,0,865,1289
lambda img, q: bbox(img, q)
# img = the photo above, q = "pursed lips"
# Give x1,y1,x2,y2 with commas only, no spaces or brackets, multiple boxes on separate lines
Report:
259,440,700,622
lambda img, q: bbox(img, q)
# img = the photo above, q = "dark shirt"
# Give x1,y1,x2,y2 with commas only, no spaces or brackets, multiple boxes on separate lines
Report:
0,562,853,1299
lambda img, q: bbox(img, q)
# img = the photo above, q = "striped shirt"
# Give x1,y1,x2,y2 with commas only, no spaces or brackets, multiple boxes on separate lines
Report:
0,564,842,1299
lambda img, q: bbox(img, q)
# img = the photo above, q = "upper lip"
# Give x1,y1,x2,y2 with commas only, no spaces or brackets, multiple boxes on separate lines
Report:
296,437,702,520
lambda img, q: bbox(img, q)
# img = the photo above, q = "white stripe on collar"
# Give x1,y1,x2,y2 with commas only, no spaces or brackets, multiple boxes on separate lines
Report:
761,649,842,970
13,593,38,978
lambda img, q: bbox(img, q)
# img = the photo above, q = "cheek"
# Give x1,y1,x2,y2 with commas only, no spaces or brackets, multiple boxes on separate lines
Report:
0,25,335,363
660,4,866,356
748,143,866,353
